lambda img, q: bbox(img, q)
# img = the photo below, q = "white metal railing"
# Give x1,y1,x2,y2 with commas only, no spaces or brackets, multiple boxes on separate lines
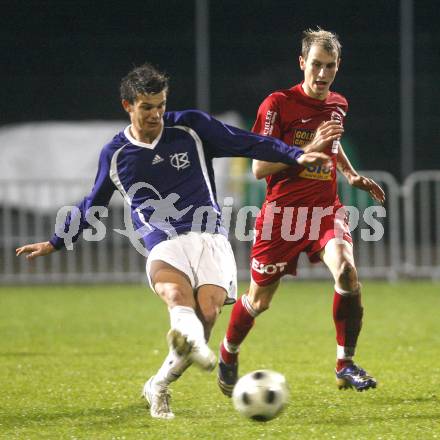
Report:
402,171,440,279
1,171,439,284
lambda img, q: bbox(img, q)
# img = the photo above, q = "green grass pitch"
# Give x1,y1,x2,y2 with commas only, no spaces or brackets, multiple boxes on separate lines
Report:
1,282,439,439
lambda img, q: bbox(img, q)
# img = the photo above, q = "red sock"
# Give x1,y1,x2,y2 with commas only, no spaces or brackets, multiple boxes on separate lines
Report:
333,290,363,371
220,295,256,364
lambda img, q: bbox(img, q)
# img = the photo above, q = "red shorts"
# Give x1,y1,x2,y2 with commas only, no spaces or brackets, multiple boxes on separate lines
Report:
250,202,352,286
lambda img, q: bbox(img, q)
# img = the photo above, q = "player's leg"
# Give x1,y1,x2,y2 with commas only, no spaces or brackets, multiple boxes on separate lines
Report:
142,262,194,419
195,284,227,342
220,279,279,364
218,206,297,397
218,279,279,397
321,238,360,366
143,261,214,419
193,284,227,368
152,260,216,370
320,238,376,391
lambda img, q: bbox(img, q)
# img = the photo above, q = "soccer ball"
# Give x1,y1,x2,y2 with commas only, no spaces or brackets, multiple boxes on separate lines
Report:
232,369,289,421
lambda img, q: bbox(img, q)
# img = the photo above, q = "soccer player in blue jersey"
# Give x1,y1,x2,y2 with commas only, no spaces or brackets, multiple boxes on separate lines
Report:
16,63,341,419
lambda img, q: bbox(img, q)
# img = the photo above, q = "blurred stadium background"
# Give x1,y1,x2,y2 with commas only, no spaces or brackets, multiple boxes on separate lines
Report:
1,0,439,284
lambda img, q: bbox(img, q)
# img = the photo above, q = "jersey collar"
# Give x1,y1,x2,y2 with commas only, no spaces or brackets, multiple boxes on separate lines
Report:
297,81,330,105
124,124,163,149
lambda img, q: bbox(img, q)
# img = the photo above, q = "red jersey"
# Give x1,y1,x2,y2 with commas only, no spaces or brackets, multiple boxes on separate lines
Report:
252,83,348,207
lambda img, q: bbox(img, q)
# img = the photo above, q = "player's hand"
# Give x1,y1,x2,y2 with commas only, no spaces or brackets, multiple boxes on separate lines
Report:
348,174,386,204
16,241,56,260
304,120,344,153
297,152,332,168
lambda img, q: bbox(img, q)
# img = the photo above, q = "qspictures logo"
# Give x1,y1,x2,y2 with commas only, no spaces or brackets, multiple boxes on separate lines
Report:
53,183,386,257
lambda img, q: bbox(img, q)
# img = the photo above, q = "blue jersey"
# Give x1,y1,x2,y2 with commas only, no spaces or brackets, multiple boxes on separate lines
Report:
50,110,304,252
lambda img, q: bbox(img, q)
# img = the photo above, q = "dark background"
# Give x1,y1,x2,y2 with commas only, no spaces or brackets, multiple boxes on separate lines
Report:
2,0,438,178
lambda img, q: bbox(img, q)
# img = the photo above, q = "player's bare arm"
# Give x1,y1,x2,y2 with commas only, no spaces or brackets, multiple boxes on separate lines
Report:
252,159,290,179
252,120,341,179
337,144,386,204
16,241,56,260
253,151,330,179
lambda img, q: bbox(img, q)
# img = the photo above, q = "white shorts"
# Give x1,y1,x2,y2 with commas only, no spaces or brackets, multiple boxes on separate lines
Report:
146,232,237,305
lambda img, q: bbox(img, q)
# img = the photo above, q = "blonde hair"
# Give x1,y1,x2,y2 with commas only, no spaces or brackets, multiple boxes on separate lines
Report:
301,27,342,60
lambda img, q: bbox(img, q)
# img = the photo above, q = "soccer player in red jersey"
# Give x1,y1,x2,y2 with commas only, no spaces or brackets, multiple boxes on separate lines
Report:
218,28,385,395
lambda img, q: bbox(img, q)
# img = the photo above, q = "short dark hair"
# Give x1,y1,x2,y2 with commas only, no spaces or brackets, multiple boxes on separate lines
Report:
301,27,342,60
120,63,169,103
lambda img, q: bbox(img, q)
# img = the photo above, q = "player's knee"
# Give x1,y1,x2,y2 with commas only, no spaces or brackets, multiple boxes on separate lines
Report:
249,295,271,313
162,287,189,307
336,261,358,290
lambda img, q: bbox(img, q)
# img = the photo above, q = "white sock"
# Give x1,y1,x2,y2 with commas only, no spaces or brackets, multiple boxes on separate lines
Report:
223,336,240,354
154,349,191,388
169,305,206,346
242,294,260,317
337,344,355,360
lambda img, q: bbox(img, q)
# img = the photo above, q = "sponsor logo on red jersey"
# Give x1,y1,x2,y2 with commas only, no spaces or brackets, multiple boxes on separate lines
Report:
299,164,333,181
263,110,277,136
251,258,287,274
293,128,315,147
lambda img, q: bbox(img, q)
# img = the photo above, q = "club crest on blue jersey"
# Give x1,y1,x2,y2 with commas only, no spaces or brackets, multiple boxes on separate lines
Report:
170,152,190,170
